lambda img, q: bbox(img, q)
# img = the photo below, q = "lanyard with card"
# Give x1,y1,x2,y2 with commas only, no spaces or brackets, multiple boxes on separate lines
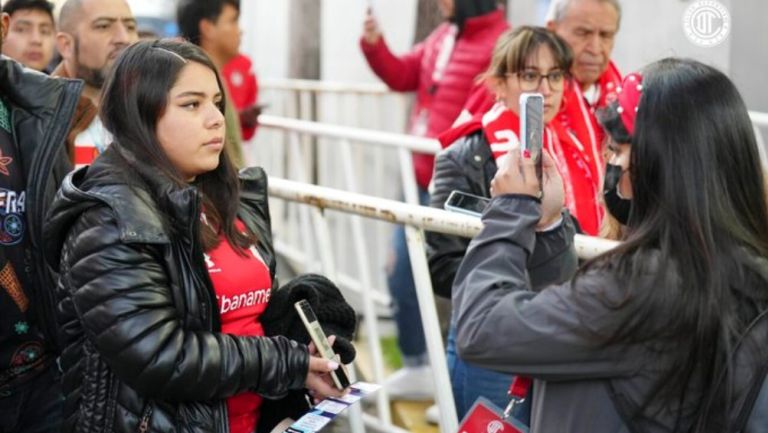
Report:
457,377,532,433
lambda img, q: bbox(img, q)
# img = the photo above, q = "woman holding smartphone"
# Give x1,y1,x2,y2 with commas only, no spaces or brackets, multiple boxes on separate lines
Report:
427,26,579,419
453,58,768,432
44,40,344,433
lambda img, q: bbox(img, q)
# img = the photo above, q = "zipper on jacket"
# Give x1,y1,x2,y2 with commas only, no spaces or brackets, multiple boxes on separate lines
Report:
24,79,83,350
187,192,222,332
137,403,153,433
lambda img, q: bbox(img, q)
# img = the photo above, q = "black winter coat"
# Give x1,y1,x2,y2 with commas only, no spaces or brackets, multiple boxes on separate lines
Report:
44,147,309,433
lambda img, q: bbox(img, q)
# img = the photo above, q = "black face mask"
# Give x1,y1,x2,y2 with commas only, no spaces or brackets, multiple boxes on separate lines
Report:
604,163,632,226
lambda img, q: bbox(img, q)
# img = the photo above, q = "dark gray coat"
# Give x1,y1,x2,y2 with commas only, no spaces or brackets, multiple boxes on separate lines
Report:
453,195,768,433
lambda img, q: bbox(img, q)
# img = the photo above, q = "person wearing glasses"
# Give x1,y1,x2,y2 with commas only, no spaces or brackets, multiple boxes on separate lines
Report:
450,0,622,236
427,26,578,421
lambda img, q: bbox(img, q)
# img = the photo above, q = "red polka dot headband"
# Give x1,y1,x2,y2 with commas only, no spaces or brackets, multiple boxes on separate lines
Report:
616,72,643,136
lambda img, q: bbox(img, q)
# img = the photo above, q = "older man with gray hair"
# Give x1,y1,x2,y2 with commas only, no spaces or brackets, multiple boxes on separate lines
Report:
547,0,621,96
546,0,623,235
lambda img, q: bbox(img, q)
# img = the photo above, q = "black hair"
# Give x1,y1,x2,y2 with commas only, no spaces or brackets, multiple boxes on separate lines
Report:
176,0,239,46
1,0,54,22
100,39,255,253
582,58,768,431
452,0,500,32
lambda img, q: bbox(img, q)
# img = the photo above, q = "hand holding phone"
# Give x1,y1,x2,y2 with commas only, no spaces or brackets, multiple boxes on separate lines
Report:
520,93,544,189
295,300,351,390
444,190,490,218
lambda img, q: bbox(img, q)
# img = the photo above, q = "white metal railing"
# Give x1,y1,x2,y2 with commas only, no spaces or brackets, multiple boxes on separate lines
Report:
261,78,392,95
749,112,768,168
267,177,619,433
749,111,768,127
258,115,440,154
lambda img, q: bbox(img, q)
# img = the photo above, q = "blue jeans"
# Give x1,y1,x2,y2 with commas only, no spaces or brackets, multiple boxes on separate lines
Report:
0,365,64,433
447,327,531,424
388,187,431,365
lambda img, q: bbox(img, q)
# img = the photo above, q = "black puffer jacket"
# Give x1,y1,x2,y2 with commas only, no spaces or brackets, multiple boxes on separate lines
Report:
0,56,82,349
44,147,309,433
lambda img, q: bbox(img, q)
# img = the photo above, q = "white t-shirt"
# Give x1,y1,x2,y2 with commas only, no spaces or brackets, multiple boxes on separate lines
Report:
74,117,112,169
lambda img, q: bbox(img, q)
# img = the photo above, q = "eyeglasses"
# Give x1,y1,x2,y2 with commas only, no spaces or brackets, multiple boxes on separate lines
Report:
507,70,566,91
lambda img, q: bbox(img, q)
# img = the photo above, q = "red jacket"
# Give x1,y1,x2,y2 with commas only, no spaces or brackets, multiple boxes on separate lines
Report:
223,54,259,141
557,61,622,188
360,9,509,189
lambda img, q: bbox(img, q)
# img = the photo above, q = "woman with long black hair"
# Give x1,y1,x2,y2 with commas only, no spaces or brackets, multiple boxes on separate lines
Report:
453,57,768,432
43,40,346,433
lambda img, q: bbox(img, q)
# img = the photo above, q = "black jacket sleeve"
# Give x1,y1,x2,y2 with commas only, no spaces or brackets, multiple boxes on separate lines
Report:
60,206,309,402
426,149,476,298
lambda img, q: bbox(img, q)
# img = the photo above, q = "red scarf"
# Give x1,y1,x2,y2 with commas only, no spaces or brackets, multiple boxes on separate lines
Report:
439,102,604,235
557,61,622,186
481,102,579,220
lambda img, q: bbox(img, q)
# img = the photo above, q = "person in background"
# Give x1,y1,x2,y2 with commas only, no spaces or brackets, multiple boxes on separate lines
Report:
0,0,55,72
44,39,345,433
428,26,577,420
0,5,83,432
359,0,509,401
177,0,247,168
52,0,139,168
454,58,768,433
223,52,261,141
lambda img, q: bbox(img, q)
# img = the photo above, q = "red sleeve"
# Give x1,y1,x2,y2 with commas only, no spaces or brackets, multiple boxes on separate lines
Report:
360,36,424,92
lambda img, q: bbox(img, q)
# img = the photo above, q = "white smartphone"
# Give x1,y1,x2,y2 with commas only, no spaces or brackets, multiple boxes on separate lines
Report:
520,93,545,187
294,300,351,390
444,190,490,218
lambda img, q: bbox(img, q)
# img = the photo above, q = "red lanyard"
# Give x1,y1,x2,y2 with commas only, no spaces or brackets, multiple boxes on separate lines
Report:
502,376,532,419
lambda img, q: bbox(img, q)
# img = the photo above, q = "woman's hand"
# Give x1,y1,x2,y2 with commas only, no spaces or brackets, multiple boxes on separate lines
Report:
537,151,565,230
305,335,347,403
490,149,564,229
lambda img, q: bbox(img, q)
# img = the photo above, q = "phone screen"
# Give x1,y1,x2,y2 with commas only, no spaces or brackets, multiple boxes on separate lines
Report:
445,191,491,217
520,93,544,186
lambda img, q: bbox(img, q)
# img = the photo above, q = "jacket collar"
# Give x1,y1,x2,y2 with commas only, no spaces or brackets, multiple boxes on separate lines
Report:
48,143,270,249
